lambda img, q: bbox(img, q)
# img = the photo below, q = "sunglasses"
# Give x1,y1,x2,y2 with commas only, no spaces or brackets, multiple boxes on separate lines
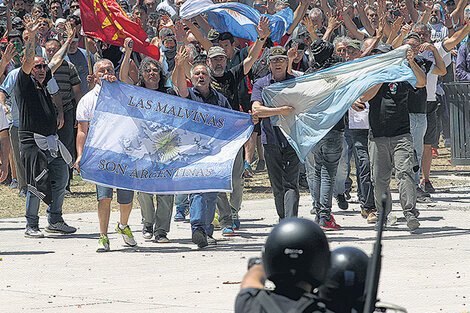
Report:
34,64,47,70
70,5,80,9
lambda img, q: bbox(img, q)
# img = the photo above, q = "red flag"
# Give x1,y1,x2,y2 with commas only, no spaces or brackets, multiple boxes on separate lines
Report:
79,0,160,60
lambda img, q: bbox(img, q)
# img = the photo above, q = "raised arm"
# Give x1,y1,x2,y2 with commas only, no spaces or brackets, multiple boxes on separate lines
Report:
48,21,76,73
444,22,470,51
119,38,135,85
183,18,213,53
405,0,419,23
408,49,426,88
0,43,18,80
243,17,271,76
421,43,447,76
172,47,190,98
286,0,309,35
357,0,375,36
22,15,39,75
323,15,343,42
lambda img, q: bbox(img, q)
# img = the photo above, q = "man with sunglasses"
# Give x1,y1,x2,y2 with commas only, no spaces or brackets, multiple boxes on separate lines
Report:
252,46,300,220
14,17,76,238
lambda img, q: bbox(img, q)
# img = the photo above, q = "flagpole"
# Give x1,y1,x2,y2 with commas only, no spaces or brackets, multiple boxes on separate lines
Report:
84,36,94,90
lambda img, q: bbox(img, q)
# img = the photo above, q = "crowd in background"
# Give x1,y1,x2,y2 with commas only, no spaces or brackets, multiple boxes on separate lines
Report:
0,0,468,250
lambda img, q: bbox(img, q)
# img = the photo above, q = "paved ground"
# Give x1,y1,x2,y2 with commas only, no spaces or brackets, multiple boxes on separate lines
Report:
1,179,470,313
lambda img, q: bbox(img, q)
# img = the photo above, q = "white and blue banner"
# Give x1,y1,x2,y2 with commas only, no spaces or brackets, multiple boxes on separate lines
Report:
180,0,293,43
262,45,418,162
79,81,253,194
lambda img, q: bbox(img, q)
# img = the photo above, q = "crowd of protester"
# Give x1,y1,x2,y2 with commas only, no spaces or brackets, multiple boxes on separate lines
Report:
0,0,467,251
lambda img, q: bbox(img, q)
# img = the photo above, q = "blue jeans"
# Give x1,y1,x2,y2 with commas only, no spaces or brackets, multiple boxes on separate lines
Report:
350,129,375,211
96,185,134,204
175,194,189,214
409,113,427,185
334,129,353,196
189,192,218,236
25,151,69,227
306,130,343,218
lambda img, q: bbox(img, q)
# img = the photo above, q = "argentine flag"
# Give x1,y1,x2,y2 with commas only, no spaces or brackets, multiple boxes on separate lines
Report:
262,45,418,162
180,0,293,43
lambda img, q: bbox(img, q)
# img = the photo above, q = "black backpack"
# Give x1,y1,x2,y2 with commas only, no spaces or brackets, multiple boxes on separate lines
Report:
253,290,329,313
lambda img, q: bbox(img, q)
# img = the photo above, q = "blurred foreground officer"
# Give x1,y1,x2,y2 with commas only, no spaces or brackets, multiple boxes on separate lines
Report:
318,247,369,313
234,218,334,313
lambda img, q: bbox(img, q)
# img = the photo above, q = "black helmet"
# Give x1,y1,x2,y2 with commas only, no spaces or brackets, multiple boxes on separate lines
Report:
318,247,369,312
262,218,330,288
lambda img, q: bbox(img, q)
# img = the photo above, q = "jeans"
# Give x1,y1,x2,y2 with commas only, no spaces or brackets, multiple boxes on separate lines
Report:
409,113,427,185
350,129,375,210
263,143,300,219
369,133,417,218
189,192,218,236
96,185,134,204
217,148,244,228
306,130,343,219
25,151,68,227
334,129,353,196
9,125,27,190
175,194,189,214
137,193,173,236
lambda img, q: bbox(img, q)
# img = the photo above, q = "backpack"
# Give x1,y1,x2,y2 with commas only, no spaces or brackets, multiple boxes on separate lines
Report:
254,290,328,313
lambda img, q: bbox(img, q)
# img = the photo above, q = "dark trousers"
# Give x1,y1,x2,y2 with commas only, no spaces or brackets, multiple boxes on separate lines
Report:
350,129,375,211
57,109,75,189
263,144,300,219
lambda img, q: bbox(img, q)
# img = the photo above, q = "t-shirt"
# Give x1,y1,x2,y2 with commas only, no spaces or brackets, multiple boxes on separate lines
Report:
431,23,449,42
76,84,101,122
235,287,332,313
0,68,59,127
349,101,370,129
420,41,452,102
227,47,252,112
187,87,231,109
14,67,58,136
0,105,8,131
369,82,411,138
210,62,247,111
52,60,81,112
407,56,434,114
251,73,294,148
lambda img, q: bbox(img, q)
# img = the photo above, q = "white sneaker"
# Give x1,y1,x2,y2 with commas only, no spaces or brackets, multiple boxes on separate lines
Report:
386,215,398,227
24,227,44,238
116,224,137,246
96,236,110,252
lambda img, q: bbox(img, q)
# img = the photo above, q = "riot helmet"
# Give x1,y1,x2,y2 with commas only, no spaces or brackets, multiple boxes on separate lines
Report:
262,218,331,288
318,247,370,312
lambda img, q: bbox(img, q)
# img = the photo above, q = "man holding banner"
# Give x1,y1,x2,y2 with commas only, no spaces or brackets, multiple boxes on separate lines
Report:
75,59,136,252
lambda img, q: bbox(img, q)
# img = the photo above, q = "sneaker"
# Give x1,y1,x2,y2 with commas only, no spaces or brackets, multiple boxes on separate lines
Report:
154,234,170,243
416,187,431,202
255,159,265,172
212,212,221,230
406,215,420,232
174,211,185,222
142,225,153,240
386,214,398,227
207,235,217,246
432,147,439,159
96,235,110,252
24,226,44,238
231,209,240,230
222,226,235,236
18,188,27,198
244,160,254,176
115,223,137,246
421,180,436,193
45,221,77,234
9,179,18,189
361,208,369,219
367,212,378,224
335,194,348,210
192,228,208,248
319,215,341,230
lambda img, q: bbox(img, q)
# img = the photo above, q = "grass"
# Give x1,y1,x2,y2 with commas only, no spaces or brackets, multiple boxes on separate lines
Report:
1,146,469,219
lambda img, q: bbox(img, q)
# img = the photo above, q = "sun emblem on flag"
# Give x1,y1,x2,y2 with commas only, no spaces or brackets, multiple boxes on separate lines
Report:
152,130,181,163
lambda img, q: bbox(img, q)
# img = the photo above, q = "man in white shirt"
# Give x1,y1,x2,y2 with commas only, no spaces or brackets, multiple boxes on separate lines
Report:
75,59,136,252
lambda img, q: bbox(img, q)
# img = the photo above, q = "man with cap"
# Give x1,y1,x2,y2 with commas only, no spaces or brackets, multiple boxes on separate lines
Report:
252,46,300,220
206,17,270,235
159,28,177,73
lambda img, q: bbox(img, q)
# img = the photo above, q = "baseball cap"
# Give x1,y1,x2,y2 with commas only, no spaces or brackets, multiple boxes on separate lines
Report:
268,46,288,60
371,43,394,54
346,39,361,51
207,46,227,58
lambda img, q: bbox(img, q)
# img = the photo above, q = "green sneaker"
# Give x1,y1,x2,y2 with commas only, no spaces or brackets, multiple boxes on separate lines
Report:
97,235,110,252
116,223,137,247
